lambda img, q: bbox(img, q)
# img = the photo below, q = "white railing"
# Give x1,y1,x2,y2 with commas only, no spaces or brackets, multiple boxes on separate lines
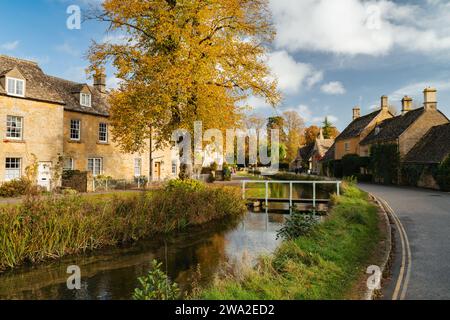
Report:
241,180,342,209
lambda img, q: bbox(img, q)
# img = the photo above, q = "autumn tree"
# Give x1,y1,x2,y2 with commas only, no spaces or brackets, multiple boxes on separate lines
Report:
322,117,340,139
283,110,305,162
88,0,281,153
304,125,320,145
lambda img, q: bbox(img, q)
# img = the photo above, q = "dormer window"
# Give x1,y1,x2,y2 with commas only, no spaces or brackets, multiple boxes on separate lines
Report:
80,93,91,107
375,127,381,135
6,77,25,97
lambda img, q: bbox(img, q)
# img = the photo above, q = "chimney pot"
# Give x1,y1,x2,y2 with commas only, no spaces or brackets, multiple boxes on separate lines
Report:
94,71,107,94
424,87,437,111
402,96,413,115
381,95,388,110
352,107,361,120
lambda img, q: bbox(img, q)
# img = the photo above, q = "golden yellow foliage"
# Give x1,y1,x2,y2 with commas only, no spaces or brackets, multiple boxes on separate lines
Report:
89,0,281,153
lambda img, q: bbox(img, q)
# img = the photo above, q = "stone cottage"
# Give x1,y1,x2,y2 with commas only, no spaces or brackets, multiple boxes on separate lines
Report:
0,55,178,189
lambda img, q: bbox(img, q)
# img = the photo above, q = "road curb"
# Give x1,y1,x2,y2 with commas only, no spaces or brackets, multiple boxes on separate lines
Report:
363,193,393,300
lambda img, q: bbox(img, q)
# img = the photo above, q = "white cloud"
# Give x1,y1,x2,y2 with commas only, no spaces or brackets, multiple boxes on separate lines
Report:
269,0,450,56
321,81,346,95
55,42,79,57
389,81,450,102
267,50,323,94
1,40,19,51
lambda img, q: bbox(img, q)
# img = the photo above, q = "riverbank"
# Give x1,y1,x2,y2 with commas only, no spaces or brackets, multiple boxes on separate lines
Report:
0,180,246,272
198,182,381,299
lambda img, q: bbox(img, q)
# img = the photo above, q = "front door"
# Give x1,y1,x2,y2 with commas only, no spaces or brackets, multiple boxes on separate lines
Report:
37,162,52,191
154,162,161,181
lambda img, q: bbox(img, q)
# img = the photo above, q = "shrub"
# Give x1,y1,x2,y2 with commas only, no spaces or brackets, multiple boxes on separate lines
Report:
341,154,361,177
436,156,450,191
165,179,205,192
133,260,180,300
277,212,318,240
223,164,232,181
0,177,40,198
401,164,424,186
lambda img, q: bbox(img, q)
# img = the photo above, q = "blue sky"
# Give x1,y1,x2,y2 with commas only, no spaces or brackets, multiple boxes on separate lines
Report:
1,0,450,131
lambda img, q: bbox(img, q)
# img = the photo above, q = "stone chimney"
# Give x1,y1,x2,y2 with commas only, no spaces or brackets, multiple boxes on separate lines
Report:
381,95,388,111
401,96,413,115
424,87,437,111
352,107,361,121
94,71,107,94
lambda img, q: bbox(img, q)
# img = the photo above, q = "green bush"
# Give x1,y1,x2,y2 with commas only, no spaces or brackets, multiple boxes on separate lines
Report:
165,179,205,192
0,177,40,198
401,164,424,186
276,212,318,240
341,154,361,177
133,260,180,300
436,156,450,191
223,164,232,181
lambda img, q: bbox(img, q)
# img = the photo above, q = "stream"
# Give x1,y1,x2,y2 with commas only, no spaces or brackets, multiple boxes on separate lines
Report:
0,211,287,300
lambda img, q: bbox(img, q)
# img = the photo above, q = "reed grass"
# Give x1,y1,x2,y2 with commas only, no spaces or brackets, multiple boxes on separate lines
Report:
0,186,246,272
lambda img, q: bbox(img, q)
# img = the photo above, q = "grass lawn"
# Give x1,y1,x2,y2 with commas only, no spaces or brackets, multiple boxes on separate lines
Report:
198,183,381,300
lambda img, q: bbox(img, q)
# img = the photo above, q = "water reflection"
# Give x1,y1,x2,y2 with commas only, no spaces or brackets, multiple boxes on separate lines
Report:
0,212,285,300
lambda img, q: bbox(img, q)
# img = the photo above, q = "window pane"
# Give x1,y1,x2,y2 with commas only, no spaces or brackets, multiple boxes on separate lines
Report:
134,159,142,177
70,120,80,140
7,79,15,94
16,80,23,95
4,158,21,181
99,123,108,142
6,116,23,139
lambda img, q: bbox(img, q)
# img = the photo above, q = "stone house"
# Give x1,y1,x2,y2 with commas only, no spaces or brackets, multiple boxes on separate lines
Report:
0,55,177,189
334,96,393,159
310,130,334,174
403,123,450,189
360,88,449,158
291,143,314,173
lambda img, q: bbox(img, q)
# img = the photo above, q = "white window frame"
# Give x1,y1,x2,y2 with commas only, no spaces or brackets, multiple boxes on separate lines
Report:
98,123,108,143
5,157,22,181
6,77,25,97
63,158,74,171
6,115,23,140
134,158,142,177
88,158,103,177
80,93,92,107
70,119,81,141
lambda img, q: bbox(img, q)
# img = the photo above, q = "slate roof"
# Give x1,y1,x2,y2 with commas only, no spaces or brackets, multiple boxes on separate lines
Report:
360,108,425,145
297,143,314,161
336,110,383,141
0,55,109,117
403,123,450,164
46,76,110,117
0,55,65,104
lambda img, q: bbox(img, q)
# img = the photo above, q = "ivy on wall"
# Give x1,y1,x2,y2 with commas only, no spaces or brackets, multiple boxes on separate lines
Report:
370,144,400,185
436,155,450,191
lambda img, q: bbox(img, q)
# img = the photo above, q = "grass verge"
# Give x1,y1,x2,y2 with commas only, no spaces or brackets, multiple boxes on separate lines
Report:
198,182,380,300
0,182,246,272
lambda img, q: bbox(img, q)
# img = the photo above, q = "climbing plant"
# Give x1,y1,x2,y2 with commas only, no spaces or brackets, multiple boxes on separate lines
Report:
370,144,400,185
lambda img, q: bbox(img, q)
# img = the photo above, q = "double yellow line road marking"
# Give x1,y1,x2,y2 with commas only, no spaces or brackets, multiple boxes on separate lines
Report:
378,198,412,300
